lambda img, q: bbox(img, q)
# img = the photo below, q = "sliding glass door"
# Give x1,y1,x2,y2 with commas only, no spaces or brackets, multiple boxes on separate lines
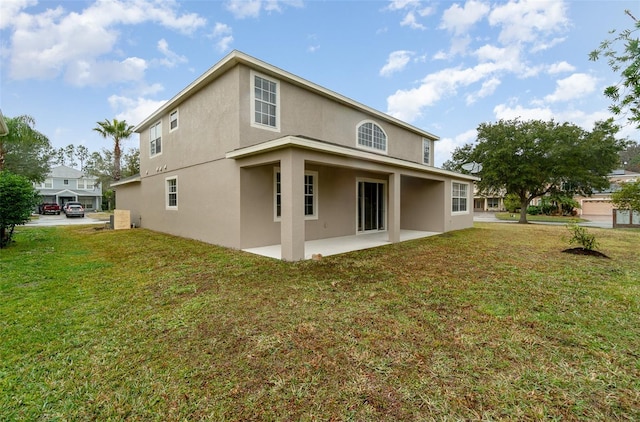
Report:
357,180,385,232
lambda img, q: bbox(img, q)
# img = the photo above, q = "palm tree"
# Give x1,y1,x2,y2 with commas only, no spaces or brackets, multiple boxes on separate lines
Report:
93,118,134,181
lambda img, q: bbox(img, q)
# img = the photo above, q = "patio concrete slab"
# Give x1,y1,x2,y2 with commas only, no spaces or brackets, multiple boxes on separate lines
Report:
243,230,440,260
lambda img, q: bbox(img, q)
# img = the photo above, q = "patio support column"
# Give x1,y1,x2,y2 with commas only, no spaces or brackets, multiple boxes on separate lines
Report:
280,149,305,261
388,172,401,243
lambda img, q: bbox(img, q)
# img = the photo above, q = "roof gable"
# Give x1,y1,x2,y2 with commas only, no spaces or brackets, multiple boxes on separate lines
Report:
49,165,85,178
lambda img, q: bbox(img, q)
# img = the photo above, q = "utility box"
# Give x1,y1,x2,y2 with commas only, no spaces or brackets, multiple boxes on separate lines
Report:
113,209,131,230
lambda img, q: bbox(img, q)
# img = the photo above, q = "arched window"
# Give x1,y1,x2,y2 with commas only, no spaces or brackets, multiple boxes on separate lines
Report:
357,121,387,152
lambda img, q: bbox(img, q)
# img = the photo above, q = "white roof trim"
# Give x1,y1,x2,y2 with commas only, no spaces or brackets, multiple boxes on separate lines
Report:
134,50,439,141
226,136,480,181
110,176,141,187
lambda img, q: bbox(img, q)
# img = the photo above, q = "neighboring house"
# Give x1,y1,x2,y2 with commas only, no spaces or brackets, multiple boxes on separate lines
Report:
112,51,479,261
34,165,102,211
473,187,506,212
575,169,640,216
472,169,640,215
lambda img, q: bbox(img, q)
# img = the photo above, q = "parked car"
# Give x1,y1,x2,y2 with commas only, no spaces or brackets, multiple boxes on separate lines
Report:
65,204,85,218
38,203,61,215
62,202,82,215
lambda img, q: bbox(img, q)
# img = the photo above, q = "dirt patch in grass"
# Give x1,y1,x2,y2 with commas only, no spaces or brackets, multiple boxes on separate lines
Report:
561,247,610,258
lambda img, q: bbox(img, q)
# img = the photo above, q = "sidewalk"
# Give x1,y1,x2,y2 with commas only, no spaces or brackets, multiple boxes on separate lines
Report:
473,212,612,229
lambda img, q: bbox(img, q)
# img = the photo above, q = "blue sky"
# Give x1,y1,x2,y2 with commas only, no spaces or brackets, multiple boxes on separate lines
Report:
1,0,639,167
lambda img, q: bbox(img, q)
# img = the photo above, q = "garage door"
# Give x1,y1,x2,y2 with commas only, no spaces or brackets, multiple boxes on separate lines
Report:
581,200,612,216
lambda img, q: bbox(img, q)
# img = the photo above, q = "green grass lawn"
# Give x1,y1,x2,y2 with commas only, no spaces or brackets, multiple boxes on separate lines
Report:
1,224,639,420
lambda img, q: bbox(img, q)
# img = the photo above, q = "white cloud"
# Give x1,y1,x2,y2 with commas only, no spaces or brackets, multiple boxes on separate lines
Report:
436,129,477,167
386,0,421,11
3,0,205,84
66,57,148,87
530,36,566,53
0,0,37,30
387,59,515,122
544,73,597,103
380,50,414,77
225,0,303,19
210,22,234,52
493,103,554,121
108,95,167,127
488,0,569,45
388,0,433,30
401,11,426,30
466,77,501,105
547,61,575,74
157,39,187,68
440,0,489,36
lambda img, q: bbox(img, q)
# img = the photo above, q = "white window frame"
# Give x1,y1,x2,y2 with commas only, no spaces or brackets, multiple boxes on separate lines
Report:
273,168,318,222
166,176,178,210
422,138,431,165
44,178,53,189
452,182,469,214
150,121,162,157
356,120,388,154
170,109,179,132
251,70,280,132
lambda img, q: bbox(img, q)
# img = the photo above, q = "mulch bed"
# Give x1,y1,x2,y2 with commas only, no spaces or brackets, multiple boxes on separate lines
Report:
562,247,610,258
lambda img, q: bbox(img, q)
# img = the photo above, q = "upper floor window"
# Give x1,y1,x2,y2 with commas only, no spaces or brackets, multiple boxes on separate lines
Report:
452,182,468,213
170,109,178,131
150,121,162,156
423,138,431,165
357,121,387,153
78,179,94,190
251,71,280,131
44,179,52,189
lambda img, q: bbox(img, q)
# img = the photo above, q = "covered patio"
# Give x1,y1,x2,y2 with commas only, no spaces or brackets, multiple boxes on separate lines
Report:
243,229,440,260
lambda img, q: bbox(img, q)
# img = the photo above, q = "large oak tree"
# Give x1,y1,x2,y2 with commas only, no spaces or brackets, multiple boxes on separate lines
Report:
447,119,627,223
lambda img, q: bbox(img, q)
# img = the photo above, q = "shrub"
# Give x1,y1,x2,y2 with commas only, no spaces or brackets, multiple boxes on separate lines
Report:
527,205,541,215
567,223,599,251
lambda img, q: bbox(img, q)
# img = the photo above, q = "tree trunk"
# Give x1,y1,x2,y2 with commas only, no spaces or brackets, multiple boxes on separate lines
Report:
113,140,121,181
518,199,529,224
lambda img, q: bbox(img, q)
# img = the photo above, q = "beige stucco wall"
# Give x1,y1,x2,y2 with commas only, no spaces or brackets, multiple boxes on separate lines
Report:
138,159,241,249
113,182,141,227
139,66,241,174
400,176,445,232
236,65,429,165
444,179,475,231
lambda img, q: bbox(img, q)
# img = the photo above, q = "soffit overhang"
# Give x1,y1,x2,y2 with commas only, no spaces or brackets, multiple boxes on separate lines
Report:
226,136,479,182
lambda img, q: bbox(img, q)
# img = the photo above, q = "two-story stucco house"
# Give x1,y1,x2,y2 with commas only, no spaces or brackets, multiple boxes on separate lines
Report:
35,165,102,211
112,51,478,260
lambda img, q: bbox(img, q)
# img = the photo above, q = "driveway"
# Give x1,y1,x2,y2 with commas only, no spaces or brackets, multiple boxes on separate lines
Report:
27,214,107,227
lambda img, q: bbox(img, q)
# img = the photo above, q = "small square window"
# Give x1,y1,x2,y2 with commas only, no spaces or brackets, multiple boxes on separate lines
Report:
170,110,178,131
